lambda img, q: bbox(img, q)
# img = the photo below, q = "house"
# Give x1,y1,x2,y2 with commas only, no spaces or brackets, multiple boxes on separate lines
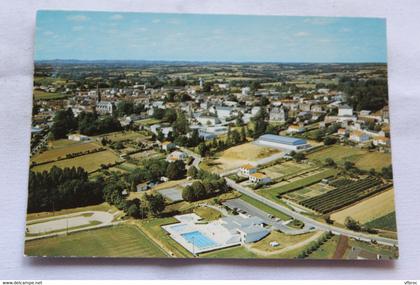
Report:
373,136,390,147
337,128,348,136
239,164,257,177
241,87,250,96
160,141,176,151
287,124,305,134
269,106,287,122
349,130,370,143
249,173,272,184
197,115,221,126
257,134,311,151
338,104,353,116
214,106,233,120
166,150,188,162
68,134,89,141
136,182,149,192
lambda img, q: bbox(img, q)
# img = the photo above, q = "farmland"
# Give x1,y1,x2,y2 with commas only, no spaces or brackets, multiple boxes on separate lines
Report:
32,141,102,164
25,224,167,257
284,182,336,202
33,90,68,101
300,177,387,214
307,145,391,171
331,189,396,225
261,161,313,180
32,150,121,173
365,211,397,232
258,168,338,201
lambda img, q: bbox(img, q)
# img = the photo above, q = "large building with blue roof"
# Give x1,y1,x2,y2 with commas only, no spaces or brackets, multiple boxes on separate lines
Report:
257,134,311,151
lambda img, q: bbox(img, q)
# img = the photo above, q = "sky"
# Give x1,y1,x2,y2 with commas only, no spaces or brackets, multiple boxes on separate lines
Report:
35,11,387,63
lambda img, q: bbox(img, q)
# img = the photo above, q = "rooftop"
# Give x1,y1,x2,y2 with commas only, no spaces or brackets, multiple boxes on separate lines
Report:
258,134,307,146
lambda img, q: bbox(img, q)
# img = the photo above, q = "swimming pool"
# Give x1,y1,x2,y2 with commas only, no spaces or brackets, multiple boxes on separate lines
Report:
181,231,218,249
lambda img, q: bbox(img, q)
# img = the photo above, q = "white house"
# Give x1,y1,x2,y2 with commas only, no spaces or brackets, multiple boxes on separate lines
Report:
249,173,272,184
338,104,353,117
239,164,257,177
96,101,114,114
197,115,221,126
67,134,89,142
349,131,370,143
241,87,251,96
166,150,188,162
373,136,390,147
287,124,306,134
160,141,176,151
269,106,287,122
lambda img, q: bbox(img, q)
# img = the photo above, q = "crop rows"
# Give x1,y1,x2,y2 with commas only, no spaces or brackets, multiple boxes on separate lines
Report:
300,177,385,214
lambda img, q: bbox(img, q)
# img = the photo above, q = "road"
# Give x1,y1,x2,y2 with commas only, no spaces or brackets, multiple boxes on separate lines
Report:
225,177,398,247
223,198,314,235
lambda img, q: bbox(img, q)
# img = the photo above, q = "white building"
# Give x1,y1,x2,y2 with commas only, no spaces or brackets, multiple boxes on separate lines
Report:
269,106,287,122
197,115,221,126
160,141,176,151
96,101,114,115
68,134,89,142
338,104,353,116
287,124,306,134
257,134,311,151
241,87,251,96
249,173,272,184
349,131,370,143
166,150,188,162
239,164,257,177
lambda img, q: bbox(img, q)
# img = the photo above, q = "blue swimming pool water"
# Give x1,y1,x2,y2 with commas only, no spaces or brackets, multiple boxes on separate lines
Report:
181,231,217,249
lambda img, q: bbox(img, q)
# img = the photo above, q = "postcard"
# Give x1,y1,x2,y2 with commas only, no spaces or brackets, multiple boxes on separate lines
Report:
26,10,398,259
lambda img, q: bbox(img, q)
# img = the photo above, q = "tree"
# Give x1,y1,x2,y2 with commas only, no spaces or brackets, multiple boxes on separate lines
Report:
50,108,78,139
345,217,362,231
145,193,165,217
324,136,337,145
381,165,393,179
344,161,355,171
166,160,186,180
172,111,189,135
198,142,208,157
163,109,177,123
126,203,140,218
240,127,247,142
187,166,198,178
294,152,305,162
324,158,336,167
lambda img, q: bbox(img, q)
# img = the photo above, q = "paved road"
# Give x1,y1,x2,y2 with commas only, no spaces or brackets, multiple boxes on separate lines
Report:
223,198,314,235
225,178,398,247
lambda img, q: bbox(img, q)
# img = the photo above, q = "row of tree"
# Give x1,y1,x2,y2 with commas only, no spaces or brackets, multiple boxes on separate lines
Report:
51,109,122,139
182,167,228,202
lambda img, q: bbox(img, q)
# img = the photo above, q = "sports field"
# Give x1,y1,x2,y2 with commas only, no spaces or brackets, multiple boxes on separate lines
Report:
98,131,149,142
201,143,280,173
330,189,395,224
32,150,121,173
285,182,335,202
25,224,167,257
307,145,391,171
32,142,101,164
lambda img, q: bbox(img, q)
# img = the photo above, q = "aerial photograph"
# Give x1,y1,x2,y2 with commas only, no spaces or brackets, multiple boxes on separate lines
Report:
25,11,397,259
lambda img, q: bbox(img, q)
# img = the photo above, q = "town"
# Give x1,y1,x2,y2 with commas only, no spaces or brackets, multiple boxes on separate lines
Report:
26,61,397,259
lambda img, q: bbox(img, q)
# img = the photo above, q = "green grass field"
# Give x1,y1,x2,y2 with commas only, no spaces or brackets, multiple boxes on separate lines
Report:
365,212,397,232
239,194,291,220
200,246,257,258
259,169,338,200
32,150,121,173
33,90,68,101
307,235,340,259
32,142,102,164
307,145,391,171
25,224,167,257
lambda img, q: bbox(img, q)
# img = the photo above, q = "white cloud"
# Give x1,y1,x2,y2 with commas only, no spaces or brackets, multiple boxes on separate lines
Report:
137,27,148,32
110,14,123,21
67,15,88,22
152,19,161,24
340,28,352,33
294,31,310,37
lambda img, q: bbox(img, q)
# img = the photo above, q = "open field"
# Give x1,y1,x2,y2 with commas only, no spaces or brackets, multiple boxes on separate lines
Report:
26,203,118,221
134,118,162,126
32,150,121,173
365,211,397,232
201,143,280,173
330,188,395,224
261,161,312,180
307,235,340,259
251,231,319,253
307,145,391,171
129,149,163,160
258,168,338,201
194,207,222,221
200,245,257,258
33,90,68,101
32,141,101,164
25,224,167,257
97,131,149,143
48,139,80,149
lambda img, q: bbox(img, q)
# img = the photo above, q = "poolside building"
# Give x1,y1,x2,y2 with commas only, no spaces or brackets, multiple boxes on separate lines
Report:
239,164,257,177
256,134,311,151
249,172,272,185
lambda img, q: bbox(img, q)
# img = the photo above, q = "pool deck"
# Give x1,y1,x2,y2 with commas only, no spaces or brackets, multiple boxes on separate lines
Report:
162,214,241,254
